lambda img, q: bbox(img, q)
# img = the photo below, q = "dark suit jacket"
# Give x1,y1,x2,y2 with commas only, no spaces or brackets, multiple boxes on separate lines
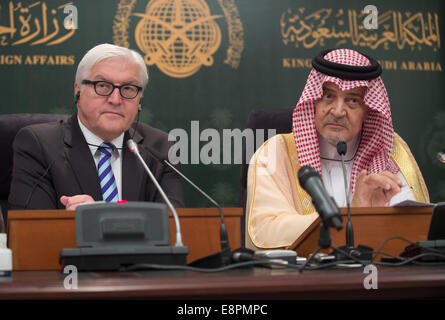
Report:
8,114,185,209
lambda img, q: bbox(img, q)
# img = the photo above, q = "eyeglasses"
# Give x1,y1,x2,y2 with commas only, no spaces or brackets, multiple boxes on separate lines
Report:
82,80,142,99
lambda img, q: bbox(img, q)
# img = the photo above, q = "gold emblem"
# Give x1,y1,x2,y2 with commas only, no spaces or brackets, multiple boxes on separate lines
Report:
113,0,244,78
291,153,299,165
411,181,419,193
134,0,221,78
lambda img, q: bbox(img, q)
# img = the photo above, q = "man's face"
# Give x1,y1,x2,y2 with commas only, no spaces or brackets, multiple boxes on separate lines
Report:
75,57,142,142
314,82,369,146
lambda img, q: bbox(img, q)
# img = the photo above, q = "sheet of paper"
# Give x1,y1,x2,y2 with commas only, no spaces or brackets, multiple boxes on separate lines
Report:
391,200,435,207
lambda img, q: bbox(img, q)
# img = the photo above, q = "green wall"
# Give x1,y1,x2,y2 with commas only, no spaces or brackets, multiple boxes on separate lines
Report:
1,0,444,206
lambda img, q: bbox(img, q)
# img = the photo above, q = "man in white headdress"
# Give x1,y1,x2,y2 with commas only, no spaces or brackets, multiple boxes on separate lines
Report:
245,48,429,250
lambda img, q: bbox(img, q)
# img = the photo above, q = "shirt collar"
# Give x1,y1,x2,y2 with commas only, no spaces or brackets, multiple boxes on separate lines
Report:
77,116,124,155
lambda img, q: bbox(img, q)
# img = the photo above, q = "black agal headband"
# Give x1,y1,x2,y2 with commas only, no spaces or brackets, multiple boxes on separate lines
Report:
312,49,382,80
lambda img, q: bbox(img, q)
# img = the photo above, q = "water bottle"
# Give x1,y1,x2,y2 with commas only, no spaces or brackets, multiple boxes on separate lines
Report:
0,209,6,247
0,209,12,276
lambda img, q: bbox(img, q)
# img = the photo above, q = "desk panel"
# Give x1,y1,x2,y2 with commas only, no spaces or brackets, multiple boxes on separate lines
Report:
7,208,242,270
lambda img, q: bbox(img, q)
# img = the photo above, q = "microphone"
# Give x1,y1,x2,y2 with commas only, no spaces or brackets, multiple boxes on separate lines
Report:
337,141,354,247
297,166,342,230
337,140,347,156
297,166,342,271
140,143,232,266
127,139,184,247
335,141,373,262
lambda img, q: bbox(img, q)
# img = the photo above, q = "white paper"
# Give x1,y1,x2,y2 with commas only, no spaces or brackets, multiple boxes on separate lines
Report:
0,234,6,249
391,200,435,207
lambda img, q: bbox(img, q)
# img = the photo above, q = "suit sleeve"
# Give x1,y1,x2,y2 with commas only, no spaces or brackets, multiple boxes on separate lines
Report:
8,127,59,209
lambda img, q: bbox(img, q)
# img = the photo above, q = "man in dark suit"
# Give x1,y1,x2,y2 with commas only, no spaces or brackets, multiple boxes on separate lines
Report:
8,43,184,210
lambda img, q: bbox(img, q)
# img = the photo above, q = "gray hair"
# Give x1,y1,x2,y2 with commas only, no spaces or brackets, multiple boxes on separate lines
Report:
75,43,148,92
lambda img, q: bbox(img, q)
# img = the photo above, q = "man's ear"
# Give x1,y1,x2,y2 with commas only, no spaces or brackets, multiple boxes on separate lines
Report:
74,83,81,105
75,92,80,104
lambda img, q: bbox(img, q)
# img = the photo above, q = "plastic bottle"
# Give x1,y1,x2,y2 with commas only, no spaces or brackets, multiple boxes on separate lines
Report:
0,209,12,276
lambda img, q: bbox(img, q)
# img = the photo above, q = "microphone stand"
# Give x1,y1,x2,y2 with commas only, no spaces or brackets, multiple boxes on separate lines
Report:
127,140,184,247
335,141,373,263
340,153,354,247
299,221,332,272
158,159,232,265
297,166,343,271
140,143,234,267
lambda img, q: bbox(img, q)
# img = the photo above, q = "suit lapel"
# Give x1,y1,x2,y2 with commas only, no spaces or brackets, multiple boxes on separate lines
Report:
122,126,147,201
63,115,103,200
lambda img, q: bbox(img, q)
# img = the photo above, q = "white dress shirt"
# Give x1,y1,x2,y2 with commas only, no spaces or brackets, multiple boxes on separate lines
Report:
318,134,415,207
78,117,124,200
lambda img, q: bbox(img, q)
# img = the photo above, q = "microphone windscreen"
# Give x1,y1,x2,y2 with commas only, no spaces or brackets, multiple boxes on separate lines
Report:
337,141,347,156
298,165,319,187
127,139,139,153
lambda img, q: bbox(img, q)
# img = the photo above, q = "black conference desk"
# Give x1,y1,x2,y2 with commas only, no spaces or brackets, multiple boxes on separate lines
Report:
0,265,444,300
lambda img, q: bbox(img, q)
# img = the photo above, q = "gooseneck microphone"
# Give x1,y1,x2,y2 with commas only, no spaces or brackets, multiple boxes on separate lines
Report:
140,143,230,255
127,139,184,247
297,165,342,272
337,141,354,247
297,166,342,230
335,141,373,262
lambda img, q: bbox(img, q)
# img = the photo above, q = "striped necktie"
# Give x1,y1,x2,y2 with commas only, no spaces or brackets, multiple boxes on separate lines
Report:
97,142,119,202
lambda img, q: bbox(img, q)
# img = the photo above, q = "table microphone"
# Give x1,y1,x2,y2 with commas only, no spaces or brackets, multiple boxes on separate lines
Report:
138,142,231,265
127,139,184,247
336,141,373,261
337,141,354,247
298,166,343,230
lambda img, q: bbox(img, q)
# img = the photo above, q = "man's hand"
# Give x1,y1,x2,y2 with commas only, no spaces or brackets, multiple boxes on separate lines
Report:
60,195,94,211
351,170,403,207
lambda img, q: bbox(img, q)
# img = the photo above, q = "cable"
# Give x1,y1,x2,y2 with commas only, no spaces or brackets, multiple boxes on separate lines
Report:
123,259,303,273
372,235,445,265
86,142,124,150
331,246,367,265
124,258,377,273
122,249,445,273
300,245,374,273
299,247,322,273
374,250,403,260
374,253,445,267
372,236,415,262
303,260,365,270
121,234,445,273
